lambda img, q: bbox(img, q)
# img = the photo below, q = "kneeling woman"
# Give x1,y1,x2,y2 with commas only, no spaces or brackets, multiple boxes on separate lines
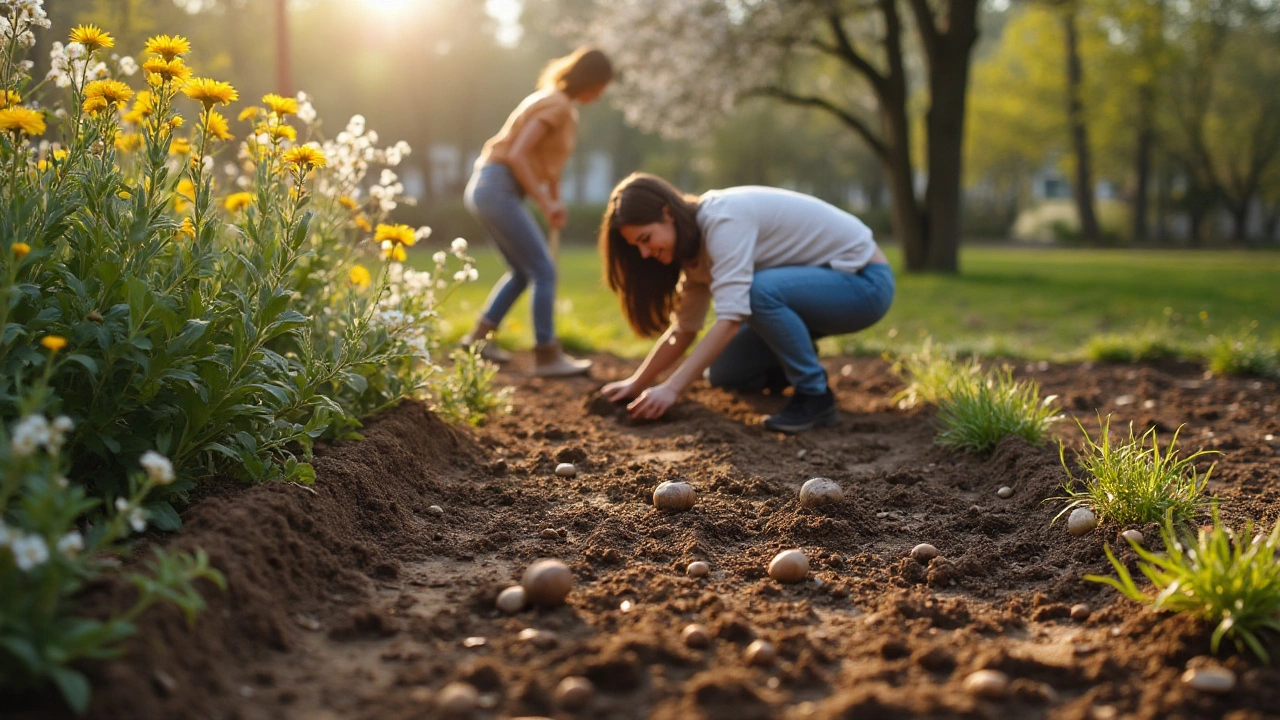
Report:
599,174,894,433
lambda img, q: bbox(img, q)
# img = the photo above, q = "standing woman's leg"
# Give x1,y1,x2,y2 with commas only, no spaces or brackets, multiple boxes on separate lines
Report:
464,164,590,376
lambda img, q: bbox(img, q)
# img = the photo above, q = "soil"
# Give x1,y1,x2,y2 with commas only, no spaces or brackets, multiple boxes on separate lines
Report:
9,355,1280,720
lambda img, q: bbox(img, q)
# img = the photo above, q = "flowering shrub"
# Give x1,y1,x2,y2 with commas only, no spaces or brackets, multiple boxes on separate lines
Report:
0,5,484,710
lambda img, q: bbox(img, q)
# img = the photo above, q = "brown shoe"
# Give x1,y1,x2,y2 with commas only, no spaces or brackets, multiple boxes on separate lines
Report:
460,319,513,363
533,340,592,377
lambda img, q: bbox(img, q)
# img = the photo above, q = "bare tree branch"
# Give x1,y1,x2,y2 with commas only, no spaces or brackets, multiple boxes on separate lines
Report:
908,0,940,70
823,11,886,91
748,85,888,158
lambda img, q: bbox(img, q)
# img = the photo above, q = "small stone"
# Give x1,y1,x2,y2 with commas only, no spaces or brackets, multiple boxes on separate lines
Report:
1120,529,1144,545
1067,508,1098,536
496,585,526,614
1181,666,1236,694
687,560,710,578
540,528,560,540
745,639,776,666
964,669,1010,698
767,549,809,583
428,505,444,515
151,669,177,696
517,628,559,649
555,463,577,478
1070,603,1091,621
799,477,844,508
521,559,573,607
461,636,486,648
436,681,479,716
997,486,1014,499
910,543,939,563
681,623,711,649
555,676,594,710
653,481,697,511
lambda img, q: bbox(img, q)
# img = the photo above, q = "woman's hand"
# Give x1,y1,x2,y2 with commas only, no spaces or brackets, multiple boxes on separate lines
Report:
600,378,642,402
627,384,678,420
543,199,568,229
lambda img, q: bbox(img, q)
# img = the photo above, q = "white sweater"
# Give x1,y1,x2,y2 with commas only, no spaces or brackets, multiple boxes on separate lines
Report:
673,186,880,331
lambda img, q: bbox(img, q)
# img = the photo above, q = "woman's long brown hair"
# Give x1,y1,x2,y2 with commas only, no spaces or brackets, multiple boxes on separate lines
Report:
537,47,613,98
598,173,703,337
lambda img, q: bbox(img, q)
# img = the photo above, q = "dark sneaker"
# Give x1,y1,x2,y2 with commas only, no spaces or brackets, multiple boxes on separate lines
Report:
763,389,838,434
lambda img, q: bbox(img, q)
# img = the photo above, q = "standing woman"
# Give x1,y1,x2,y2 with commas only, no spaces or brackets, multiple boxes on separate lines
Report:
598,174,895,433
459,47,612,377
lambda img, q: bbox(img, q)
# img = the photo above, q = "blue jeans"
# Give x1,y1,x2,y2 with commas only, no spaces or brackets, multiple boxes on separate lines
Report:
464,163,557,346
707,263,895,395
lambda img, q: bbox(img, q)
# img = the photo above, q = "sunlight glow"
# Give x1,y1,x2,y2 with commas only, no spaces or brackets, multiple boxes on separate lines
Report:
360,0,417,17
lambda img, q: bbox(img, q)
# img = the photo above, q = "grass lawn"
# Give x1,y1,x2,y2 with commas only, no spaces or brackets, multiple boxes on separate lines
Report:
416,244,1280,361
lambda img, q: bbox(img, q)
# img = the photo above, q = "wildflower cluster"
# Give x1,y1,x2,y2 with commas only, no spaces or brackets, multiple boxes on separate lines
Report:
0,13,485,710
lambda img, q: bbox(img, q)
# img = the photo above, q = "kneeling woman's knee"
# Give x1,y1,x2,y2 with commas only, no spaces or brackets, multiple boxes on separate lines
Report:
748,282,782,314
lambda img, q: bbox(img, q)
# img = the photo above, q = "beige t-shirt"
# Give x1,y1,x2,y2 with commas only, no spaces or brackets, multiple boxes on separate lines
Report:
480,89,578,185
673,187,881,332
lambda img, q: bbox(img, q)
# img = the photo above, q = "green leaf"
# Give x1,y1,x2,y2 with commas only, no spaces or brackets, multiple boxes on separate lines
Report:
144,501,182,531
65,353,99,375
49,666,91,715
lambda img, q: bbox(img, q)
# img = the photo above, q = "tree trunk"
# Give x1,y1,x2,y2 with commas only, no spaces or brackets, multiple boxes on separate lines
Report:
882,101,926,271
1063,7,1102,245
920,0,978,272
1131,82,1155,244
1264,205,1279,243
1230,201,1251,245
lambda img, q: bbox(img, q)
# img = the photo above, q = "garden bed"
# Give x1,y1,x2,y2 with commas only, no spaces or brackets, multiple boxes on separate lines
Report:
13,355,1280,719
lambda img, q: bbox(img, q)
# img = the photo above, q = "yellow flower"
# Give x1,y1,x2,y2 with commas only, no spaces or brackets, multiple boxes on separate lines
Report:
123,91,153,124
70,24,114,52
114,131,142,152
0,107,46,136
183,78,238,110
1,91,20,108
355,215,372,233
206,111,233,141
349,264,371,288
282,145,326,169
237,107,261,122
41,335,68,353
338,196,359,211
54,149,68,161
118,189,132,199
375,223,417,247
82,96,109,115
168,115,184,130
170,137,191,155
224,192,252,212
84,79,134,108
268,124,296,142
178,218,196,238
12,242,30,258
144,34,191,61
143,57,192,84
381,242,407,263
262,93,298,117
175,178,196,212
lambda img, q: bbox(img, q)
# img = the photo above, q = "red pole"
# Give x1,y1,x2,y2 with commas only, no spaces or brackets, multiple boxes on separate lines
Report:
275,0,292,95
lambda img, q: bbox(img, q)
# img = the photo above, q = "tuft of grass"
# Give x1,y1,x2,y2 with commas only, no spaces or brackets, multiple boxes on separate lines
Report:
1208,327,1279,378
1084,324,1182,363
888,339,981,409
1052,417,1216,526
934,366,1060,452
1086,508,1280,661
430,344,513,427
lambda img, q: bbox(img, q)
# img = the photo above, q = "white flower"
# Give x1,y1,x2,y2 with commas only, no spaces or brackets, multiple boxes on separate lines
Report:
450,237,467,254
115,497,129,512
346,115,366,136
89,61,109,79
57,531,84,557
128,508,146,533
379,169,397,186
118,55,137,75
12,533,50,571
432,251,447,266
10,414,50,458
66,41,86,60
297,100,316,124
453,270,468,282
467,267,479,282
139,450,175,485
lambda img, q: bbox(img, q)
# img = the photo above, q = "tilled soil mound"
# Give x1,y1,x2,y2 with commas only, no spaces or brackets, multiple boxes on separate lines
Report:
10,355,1280,720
